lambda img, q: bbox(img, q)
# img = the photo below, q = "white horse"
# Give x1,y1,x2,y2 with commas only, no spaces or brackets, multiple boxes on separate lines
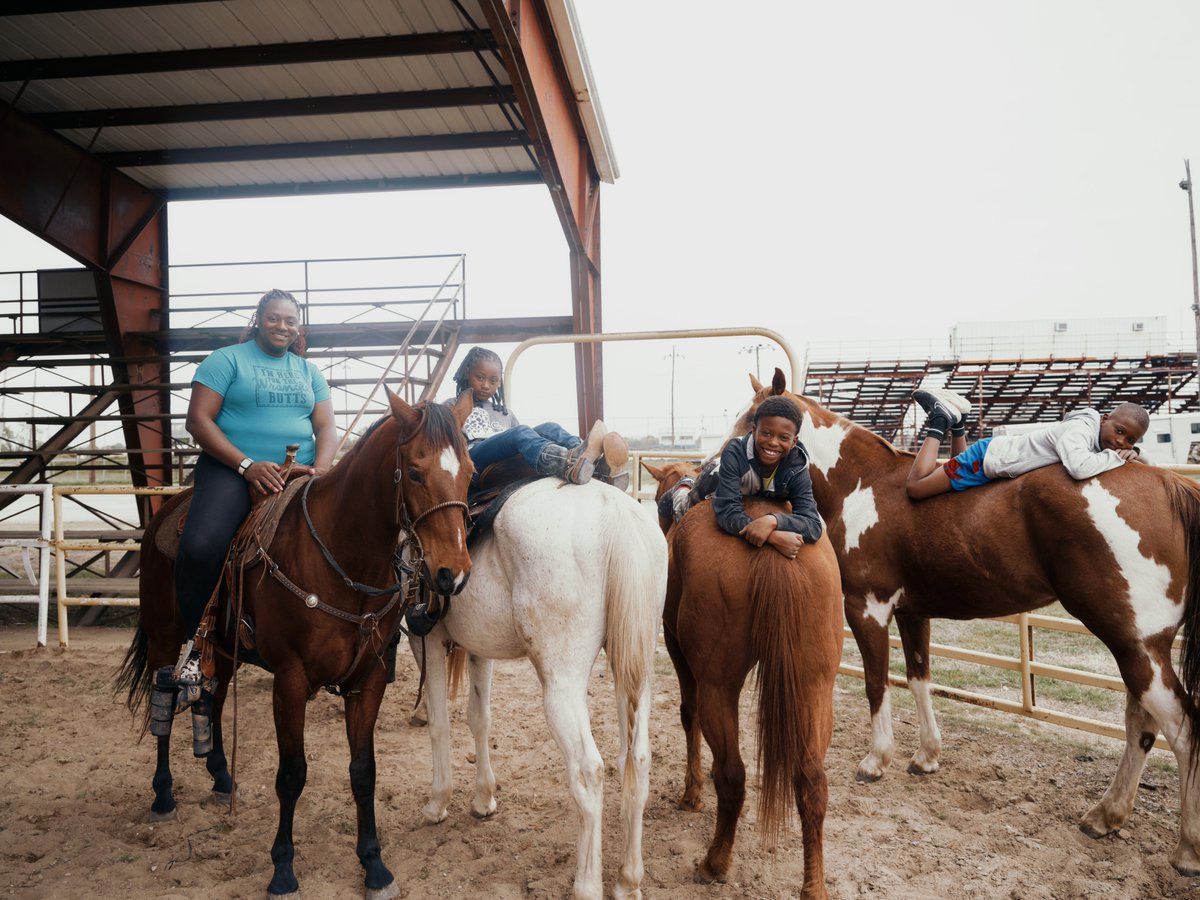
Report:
410,478,668,900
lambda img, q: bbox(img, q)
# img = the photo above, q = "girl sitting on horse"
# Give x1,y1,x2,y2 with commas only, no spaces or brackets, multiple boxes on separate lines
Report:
174,289,335,688
663,396,823,559
905,387,1149,500
450,346,628,486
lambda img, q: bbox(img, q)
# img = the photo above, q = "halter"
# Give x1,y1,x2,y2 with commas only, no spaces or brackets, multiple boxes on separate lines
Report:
262,424,469,692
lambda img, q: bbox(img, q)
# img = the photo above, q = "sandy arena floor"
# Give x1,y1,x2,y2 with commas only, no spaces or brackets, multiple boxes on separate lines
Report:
1,626,1198,899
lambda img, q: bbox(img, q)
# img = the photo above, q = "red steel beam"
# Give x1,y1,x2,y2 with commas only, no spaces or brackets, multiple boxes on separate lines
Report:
0,102,171,517
480,0,604,430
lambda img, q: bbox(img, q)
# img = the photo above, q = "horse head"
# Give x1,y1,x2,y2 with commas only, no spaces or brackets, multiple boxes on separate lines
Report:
387,388,475,596
740,368,895,486
640,459,702,535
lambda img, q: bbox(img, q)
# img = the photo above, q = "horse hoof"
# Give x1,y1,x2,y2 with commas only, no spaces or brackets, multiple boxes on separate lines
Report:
905,761,939,776
469,801,497,819
677,796,704,812
148,808,177,823
693,861,727,885
209,790,234,806
408,714,427,727
365,881,400,900
421,807,448,826
1169,843,1200,875
854,769,883,784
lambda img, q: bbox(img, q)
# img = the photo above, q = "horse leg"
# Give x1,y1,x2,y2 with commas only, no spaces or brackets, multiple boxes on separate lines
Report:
1080,693,1157,838
845,596,895,781
663,626,705,811
612,666,653,900
793,731,832,899
206,676,234,800
894,612,942,775
1113,666,1200,874
149,733,177,821
694,682,744,884
411,635,453,824
539,674,606,900
343,670,398,900
267,667,309,897
466,654,498,818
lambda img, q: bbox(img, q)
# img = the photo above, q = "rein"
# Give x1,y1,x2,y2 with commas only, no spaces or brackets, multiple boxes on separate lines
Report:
266,440,468,691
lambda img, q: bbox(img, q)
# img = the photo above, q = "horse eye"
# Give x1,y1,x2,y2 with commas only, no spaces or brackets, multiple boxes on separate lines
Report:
409,469,424,484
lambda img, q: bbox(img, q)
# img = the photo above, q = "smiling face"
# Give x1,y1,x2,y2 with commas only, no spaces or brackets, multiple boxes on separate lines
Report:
467,357,503,404
753,414,798,468
254,297,301,356
1099,410,1147,452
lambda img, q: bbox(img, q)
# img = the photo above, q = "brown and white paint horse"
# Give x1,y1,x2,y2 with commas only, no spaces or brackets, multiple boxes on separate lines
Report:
739,369,1200,874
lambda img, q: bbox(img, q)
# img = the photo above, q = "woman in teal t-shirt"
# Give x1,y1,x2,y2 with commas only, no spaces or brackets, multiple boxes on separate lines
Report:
173,289,334,690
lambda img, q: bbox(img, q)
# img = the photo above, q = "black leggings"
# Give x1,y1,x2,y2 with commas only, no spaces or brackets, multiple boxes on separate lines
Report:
175,452,251,636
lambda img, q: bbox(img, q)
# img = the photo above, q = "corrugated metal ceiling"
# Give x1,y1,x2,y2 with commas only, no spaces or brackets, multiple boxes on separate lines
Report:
0,0,572,198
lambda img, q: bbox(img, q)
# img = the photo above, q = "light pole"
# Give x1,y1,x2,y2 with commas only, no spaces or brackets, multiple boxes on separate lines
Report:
1181,160,1200,385
664,346,685,448
739,342,772,381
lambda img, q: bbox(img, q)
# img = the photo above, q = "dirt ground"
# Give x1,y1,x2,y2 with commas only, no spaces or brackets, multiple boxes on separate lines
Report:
1,626,1198,900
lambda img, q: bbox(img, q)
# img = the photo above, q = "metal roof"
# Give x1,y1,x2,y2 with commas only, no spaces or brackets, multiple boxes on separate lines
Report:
0,0,617,199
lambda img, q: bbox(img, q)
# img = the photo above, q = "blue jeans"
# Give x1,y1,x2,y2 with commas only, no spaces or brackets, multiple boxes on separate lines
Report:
468,422,581,473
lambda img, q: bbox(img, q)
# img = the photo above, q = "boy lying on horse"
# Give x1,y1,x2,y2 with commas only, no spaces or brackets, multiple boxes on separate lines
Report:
661,396,823,559
905,387,1149,499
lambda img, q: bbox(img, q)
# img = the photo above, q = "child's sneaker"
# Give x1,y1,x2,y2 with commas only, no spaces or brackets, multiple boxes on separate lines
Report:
912,388,971,426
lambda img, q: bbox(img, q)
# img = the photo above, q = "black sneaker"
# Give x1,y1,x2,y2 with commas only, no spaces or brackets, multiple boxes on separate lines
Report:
912,389,971,426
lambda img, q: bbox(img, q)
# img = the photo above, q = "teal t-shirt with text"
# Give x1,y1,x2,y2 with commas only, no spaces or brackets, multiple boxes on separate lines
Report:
193,342,330,465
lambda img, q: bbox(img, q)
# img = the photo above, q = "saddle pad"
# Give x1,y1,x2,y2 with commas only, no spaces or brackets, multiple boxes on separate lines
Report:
152,488,195,561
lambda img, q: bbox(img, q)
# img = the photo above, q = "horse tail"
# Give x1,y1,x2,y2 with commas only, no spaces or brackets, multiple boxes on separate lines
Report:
114,623,152,733
446,644,468,702
1168,473,1200,769
602,499,667,817
749,545,839,845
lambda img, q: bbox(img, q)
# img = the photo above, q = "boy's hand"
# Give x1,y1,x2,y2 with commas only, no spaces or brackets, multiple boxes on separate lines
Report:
767,530,804,559
1116,449,1139,461
740,514,778,547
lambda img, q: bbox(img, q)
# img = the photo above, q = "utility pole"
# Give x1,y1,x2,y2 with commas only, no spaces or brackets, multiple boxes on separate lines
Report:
739,342,772,381
664,346,684,448
1181,160,1200,385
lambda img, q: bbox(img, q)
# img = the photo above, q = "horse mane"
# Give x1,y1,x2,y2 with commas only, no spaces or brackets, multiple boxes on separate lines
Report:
339,401,466,466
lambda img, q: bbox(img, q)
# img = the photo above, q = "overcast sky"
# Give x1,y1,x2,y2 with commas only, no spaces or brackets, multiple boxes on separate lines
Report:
4,1,1200,436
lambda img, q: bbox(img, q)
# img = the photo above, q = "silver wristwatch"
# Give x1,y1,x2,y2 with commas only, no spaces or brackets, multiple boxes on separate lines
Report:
237,457,253,476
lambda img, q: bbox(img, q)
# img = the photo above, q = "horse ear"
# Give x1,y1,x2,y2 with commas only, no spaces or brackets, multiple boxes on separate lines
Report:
386,386,421,436
770,367,787,395
641,460,665,482
450,389,474,429
749,373,764,393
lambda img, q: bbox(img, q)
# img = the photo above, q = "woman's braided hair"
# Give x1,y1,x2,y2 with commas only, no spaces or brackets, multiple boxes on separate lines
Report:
239,288,307,356
451,346,507,414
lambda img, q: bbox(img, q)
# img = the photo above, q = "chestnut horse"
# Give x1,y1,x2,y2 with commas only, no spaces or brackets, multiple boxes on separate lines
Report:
642,463,843,897
117,391,474,899
739,368,1200,875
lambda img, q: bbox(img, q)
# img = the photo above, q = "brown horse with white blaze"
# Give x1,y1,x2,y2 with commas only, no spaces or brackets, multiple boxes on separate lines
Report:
117,390,475,899
644,462,843,897
739,368,1200,875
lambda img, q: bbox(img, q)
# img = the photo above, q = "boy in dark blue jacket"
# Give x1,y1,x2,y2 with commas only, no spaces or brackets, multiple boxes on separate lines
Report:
661,396,823,558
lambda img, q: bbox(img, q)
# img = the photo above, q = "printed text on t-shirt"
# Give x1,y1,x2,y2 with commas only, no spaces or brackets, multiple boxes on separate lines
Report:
254,366,310,408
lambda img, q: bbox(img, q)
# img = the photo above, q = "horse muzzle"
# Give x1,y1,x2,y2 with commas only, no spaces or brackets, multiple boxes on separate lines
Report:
425,564,470,597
